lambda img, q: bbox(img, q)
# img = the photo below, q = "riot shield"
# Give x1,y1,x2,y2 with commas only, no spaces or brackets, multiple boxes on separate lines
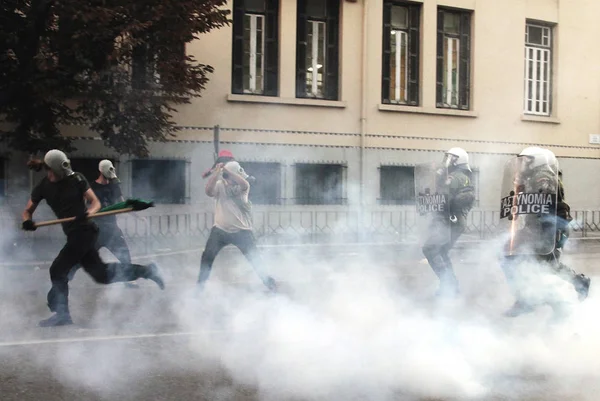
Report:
414,162,451,246
499,156,558,256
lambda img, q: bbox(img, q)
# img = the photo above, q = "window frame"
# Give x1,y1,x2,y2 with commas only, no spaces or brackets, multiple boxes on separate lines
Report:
296,0,340,101
382,0,421,106
523,20,554,116
232,0,280,97
436,7,472,110
131,37,186,91
239,161,283,205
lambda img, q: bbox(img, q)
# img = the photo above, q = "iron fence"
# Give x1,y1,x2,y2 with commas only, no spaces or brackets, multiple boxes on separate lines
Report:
3,208,600,262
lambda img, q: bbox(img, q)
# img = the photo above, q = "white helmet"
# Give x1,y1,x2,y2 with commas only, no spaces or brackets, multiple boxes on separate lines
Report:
223,161,249,180
43,149,73,177
99,159,118,180
443,147,471,171
518,146,556,172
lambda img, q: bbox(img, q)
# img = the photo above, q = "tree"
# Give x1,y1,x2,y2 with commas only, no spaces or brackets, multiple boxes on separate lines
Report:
0,0,230,157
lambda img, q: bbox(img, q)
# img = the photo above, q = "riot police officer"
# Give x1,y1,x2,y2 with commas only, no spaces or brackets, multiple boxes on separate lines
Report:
501,147,590,317
422,147,476,298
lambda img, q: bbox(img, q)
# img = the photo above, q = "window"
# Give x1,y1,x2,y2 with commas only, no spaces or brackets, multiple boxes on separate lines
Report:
70,158,114,184
436,9,471,110
132,160,187,204
242,162,281,205
382,1,420,105
524,22,553,116
232,0,279,96
295,163,345,205
132,38,186,90
296,0,340,100
379,166,415,205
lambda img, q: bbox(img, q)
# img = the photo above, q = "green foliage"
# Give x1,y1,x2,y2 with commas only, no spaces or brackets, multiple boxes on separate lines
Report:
0,0,230,157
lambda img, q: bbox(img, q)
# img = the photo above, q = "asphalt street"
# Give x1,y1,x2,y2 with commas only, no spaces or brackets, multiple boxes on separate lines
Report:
1,244,600,401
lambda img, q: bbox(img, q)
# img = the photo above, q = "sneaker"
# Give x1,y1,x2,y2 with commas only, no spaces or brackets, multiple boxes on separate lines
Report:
264,276,278,293
39,313,73,327
504,300,535,317
146,263,165,290
434,284,460,299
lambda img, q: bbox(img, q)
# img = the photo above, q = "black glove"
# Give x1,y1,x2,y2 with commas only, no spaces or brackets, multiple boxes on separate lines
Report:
74,211,89,222
22,220,37,231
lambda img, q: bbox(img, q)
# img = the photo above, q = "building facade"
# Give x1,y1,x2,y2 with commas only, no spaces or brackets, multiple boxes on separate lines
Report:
2,0,600,218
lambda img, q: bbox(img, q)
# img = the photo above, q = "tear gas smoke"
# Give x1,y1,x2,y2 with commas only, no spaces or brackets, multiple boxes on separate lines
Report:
1,147,599,401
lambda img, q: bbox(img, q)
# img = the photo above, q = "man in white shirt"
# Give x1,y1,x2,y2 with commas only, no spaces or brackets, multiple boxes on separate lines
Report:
198,158,277,292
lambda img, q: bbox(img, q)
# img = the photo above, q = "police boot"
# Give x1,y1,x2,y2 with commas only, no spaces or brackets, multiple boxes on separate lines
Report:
573,273,591,302
503,300,535,317
435,271,460,299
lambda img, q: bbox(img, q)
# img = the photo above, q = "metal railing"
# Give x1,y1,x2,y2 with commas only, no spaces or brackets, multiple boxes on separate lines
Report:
3,208,600,262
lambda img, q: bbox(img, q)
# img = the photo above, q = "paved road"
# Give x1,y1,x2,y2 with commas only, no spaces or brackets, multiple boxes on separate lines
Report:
1,245,600,401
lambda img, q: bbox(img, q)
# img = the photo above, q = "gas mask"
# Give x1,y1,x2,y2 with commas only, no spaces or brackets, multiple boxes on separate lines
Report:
99,160,118,181
223,161,250,181
43,150,73,178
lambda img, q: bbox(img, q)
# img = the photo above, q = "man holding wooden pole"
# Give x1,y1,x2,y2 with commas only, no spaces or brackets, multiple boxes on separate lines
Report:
22,150,165,327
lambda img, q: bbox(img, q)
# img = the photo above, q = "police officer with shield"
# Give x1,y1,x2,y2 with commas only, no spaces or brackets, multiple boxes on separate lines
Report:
499,147,590,317
418,147,476,298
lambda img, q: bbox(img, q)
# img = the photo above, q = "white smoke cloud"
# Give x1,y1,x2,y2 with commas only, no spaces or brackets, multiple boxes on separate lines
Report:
2,146,600,401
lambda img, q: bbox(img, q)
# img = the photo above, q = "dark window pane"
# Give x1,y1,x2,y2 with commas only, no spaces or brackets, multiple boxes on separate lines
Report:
306,0,327,18
242,162,281,205
526,25,543,45
245,0,266,13
391,6,408,29
0,158,5,199
379,166,415,205
443,12,460,34
132,160,186,204
295,163,343,205
70,158,110,183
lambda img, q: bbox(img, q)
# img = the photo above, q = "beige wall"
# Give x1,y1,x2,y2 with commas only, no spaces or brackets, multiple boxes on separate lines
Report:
6,0,600,212
175,0,600,159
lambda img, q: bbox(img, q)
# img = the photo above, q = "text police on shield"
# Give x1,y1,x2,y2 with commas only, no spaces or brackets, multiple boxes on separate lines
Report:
500,192,556,219
417,192,448,215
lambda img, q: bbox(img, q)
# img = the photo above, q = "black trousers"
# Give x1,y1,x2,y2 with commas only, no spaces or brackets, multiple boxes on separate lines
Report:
422,221,465,290
198,227,269,287
49,225,150,315
68,224,132,281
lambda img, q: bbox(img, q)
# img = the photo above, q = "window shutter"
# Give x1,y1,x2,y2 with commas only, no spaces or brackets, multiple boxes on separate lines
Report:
459,12,471,110
324,0,340,100
295,0,308,98
231,0,245,94
407,5,420,106
435,9,444,107
381,2,392,104
264,0,279,96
